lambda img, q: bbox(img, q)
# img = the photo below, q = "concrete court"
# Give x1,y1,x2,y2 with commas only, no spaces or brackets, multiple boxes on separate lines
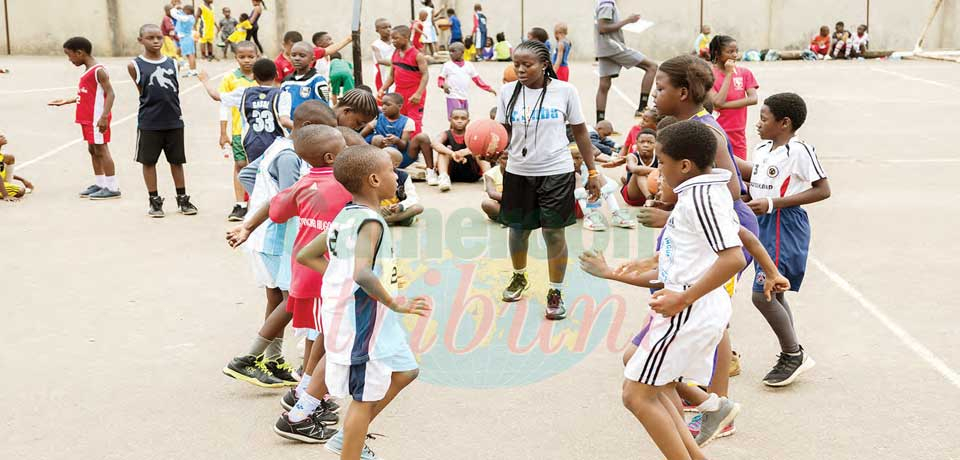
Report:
3,55,960,460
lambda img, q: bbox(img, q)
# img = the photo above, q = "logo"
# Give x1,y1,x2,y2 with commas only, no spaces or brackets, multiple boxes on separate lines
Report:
299,86,312,98
766,165,779,178
755,270,766,285
258,93,266,100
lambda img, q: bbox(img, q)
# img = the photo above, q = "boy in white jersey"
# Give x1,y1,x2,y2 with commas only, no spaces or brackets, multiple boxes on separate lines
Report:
745,92,830,387
291,145,430,457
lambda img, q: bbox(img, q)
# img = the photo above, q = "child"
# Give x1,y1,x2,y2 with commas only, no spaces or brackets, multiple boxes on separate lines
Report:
831,21,851,59
552,23,571,82
360,92,433,178
588,120,618,159
745,92,830,387
595,0,659,120
810,26,830,59
380,148,425,226
196,0,216,61
431,108,488,192
218,7,238,58
694,24,713,59
371,18,395,92
275,31,304,82
473,3,488,56
572,146,635,231
527,27,549,46
161,5,181,62
616,128,658,206
171,4,198,76
311,31,354,82
447,8,463,44
328,52,355,104
481,36,495,61
227,13,253,45
209,40,256,220
621,107,659,158
411,11,426,51
708,35,759,160
851,24,869,58
280,41,331,117
0,134,34,201
129,24,198,217
438,42,496,119
463,36,477,61
481,152,506,221
380,26,430,139
493,32,512,61
48,36,119,200
284,145,430,456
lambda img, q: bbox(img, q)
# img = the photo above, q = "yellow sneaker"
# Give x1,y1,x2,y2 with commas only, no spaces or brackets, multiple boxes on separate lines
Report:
729,351,742,377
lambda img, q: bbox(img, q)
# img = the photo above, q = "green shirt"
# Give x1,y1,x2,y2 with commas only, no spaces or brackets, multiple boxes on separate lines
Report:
494,41,512,60
330,58,354,76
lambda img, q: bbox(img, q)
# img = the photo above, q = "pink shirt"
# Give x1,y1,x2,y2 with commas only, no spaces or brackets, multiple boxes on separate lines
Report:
269,167,352,299
711,66,758,131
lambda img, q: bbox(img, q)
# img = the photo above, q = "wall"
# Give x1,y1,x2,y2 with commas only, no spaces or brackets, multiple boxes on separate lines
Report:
1,0,957,59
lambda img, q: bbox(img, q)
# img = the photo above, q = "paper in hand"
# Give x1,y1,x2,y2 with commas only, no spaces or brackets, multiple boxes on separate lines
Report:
622,19,655,35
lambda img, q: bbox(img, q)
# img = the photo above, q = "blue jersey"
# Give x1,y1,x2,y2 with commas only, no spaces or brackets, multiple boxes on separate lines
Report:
280,69,330,118
552,39,572,67
450,15,463,41
241,86,286,162
364,112,411,143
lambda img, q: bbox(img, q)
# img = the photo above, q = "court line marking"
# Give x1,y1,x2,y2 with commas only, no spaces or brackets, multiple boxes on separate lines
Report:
0,80,133,95
603,77,960,390
19,72,226,170
871,67,960,92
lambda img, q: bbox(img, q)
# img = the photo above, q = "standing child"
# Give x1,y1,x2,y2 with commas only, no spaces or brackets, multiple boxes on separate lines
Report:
161,5,181,62
196,0,217,61
746,92,830,387
228,14,253,45
311,31,354,83
275,31,304,82
481,152,506,221
810,26,831,59
48,36,120,200
552,23,572,82
447,8,463,44
694,24,713,59
280,41,331,116
379,148,425,226
328,52,356,105
708,35,758,160
171,4,198,76
129,24,198,217
438,42,496,119
211,41,257,220
430,108,488,192
218,7,238,58
473,3,488,56
285,145,431,457
360,93,433,177
411,12,426,52
371,18,395,92
380,26,430,140
463,36,478,61
594,0,659,120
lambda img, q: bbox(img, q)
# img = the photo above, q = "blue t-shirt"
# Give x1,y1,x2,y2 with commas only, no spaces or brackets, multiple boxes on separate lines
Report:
450,15,463,41
280,69,330,118
552,39,572,67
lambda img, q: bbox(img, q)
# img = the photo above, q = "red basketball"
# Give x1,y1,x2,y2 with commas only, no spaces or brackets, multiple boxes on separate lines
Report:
647,169,660,196
503,65,517,83
465,119,509,158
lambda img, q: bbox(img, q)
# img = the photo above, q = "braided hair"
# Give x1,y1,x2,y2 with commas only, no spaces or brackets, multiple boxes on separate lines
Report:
708,35,736,63
503,40,558,156
336,89,380,121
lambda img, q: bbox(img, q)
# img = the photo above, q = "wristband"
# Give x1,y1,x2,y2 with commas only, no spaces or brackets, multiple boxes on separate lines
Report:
587,169,600,178
765,197,775,214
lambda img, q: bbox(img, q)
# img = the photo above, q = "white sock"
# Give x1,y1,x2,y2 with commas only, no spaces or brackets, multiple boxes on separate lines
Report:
697,393,722,412
294,373,312,398
514,268,527,276
604,193,620,212
288,391,322,422
95,175,106,187
237,201,247,208
105,175,119,192
548,281,563,292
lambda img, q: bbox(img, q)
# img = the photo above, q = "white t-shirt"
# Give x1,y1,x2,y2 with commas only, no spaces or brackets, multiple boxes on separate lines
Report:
371,38,395,72
439,60,479,100
495,79,585,176
749,136,827,200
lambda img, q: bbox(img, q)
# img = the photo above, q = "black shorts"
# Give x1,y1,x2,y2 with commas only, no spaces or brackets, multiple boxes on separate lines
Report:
449,156,482,183
136,128,186,165
500,171,576,230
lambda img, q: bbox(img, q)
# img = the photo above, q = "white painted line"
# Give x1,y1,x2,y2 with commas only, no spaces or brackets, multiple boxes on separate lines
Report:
872,67,960,92
0,80,133,95
818,157,960,164
19,72,227,171
594,69,640,109
810,257,960,390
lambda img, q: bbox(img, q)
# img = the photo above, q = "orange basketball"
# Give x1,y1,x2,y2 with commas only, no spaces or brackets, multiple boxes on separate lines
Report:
465,119,509,159
647,169,660,196
503,65,517,83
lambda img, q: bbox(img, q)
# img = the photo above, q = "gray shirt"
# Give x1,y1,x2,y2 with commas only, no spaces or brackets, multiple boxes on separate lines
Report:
238,150,302,195
595,1,627,57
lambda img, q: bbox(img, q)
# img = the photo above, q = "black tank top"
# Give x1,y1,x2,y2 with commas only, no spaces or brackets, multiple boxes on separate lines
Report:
133,56,184,130
443,130,467,151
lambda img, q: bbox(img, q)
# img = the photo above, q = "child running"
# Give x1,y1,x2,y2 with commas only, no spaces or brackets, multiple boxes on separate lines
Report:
438,42,496,119
129,24,198,217
430,108,488,192
49,36,120,200
708,35,759,160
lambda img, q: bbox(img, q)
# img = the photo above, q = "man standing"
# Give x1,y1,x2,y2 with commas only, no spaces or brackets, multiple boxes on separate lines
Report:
594,0,658,121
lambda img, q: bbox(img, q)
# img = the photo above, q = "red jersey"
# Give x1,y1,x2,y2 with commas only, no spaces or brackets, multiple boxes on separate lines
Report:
275,53,295,82
392,47,423,96
411,20,424,50
269,167,352,299
313,47,327,61
76,64,110,125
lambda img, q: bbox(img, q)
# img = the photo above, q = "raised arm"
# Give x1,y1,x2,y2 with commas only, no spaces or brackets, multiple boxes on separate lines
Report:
325,35,354,55
597,13,640,34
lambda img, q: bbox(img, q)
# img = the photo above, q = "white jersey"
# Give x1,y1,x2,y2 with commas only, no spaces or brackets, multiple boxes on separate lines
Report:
749,136,827,200
245,137,294,255
439,60,479,100
371,38,395,78
321,204,408,366
660,170,742,289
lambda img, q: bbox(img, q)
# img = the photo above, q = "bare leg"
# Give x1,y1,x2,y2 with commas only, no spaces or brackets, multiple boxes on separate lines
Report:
304,335,325,375
638,59,659,104
88,144,104,176
622,380,697,460
142,163,159,193
341,401,376,460
170,163,186,189
436,153,450,176
508,228,531,270
481,199,500,220
233,160,247,202
709,329,732,397
410,133,434,169
659,390,706,460
257,297,293,339
92,144,116,176
302,339,314,374
596,76,612,119
541,227,567,284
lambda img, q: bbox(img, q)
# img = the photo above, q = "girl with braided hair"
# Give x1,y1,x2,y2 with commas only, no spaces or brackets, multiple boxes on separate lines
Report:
334,88,380,131
495,40,600,320
707,35,759,160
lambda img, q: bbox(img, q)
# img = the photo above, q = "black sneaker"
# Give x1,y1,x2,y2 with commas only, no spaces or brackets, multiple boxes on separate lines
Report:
544,288,566,320
176,194,198,215
762,346,816,387
148,196,165,218
312,405,340,424
322,397,340,414
228,204,247,221
501,272,528,302
222,354,286,388
274,412,337,444
264,357,299,387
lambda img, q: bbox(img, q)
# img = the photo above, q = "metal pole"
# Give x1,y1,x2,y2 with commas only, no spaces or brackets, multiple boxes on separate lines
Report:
3,0,11,55
866,0,870,29
520,0,525,42
410,0,415,21
699,0,704,32
352,0,363,85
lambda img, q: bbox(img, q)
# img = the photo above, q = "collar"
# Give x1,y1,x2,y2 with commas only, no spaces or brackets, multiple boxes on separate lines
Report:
766,135,803,155
233,69,254,81
286,68,317,82
309,166,334,176
672,169,732,194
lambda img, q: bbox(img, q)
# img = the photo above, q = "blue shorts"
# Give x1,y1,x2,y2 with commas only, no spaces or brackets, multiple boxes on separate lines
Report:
180,38,196,56
752,206,809,293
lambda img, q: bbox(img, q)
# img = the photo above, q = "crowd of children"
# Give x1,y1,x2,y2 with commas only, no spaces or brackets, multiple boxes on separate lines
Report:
810,21,870,60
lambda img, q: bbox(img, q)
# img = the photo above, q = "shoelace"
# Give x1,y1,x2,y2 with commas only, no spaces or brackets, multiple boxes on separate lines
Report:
508,273,526,291
770,353,794,373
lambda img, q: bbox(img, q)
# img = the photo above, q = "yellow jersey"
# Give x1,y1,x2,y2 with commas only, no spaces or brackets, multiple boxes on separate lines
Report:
228,20,252,43
464,45,477,62
199,4,216,41
0,152,21,196
219,69,256,136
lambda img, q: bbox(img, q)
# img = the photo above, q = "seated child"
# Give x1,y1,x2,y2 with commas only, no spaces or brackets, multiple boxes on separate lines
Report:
380,148,424,227
493,32,512,62
430,108,488,192
463,36,478,61
572,146,635,231
618,128,658,206
481,152,506,221
851,24,869,58
0,134,34,200
589,120,618,161
360,92,432,179
620,107,660,160
810,26,830,59
481,37,495,61
831,21,851,59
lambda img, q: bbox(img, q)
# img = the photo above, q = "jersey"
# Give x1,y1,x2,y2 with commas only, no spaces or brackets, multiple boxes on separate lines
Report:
392,47,423,98
198,4,216,39
365,112,413,142
625,151,658,182
132,56,184,130
749,137,827,200
246,137,297,255
321,204,408,365
691,109,746,194
240,86,287,161
76,64,110,125
219,69,256,135
552,39,572,67
438,60,480,100
281,69,331,118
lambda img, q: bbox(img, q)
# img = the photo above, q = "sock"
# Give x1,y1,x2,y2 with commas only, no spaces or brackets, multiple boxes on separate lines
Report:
95,175,106,187
237,201,248,208
697,393,722,412
265,337,284,360
604,193,620,212
514,268,527,276
638,93,650,111
288,391,322,422
596,110,605,122
247,335,272,357
176,187,186,196
148,190,159,198
786,348,802,356
105,175,119,192
577,199,590,214
548,281,563,292
294,373,312,398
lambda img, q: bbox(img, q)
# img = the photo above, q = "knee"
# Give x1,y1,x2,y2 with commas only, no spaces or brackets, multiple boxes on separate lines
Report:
3,153,14,165
751,291,772,309
541,228,566,246
399,368,420,384
598,78,612,91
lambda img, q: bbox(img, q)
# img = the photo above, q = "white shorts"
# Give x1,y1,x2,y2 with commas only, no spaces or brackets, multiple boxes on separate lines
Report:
326,347,418,402
624,286,731,387
248,251,282,289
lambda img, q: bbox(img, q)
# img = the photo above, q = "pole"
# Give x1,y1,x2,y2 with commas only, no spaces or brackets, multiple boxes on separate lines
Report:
351,0,363,85
866,0,870,30
520,0,525,42
3,0,11,55
699,0,704,32
410,0,415,21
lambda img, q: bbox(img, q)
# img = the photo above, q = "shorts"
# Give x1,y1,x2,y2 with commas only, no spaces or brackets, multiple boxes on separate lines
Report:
81,123,110,145
4,182,23,197
329,72,355,97
399,97,425,134
287,295,321,331
624,286,731,387
200,29,215,45
724,128,747,160
500,171,576,230
620,183,645,207
248,251,283,289
598,49,646,78
449,155,482,183
753,206,809,293
180,38,196,56
327,347,418,402
231,135,246,162
135,128,185,165
734,199,759,269
445,98,469,119
556,65,570,82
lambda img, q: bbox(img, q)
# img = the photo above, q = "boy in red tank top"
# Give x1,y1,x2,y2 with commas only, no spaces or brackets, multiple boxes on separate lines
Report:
49,37,121,200
379,25,429,136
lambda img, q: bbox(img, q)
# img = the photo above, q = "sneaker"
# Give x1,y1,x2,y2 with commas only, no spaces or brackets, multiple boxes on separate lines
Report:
273,412,337,444
264,357,299,387
425,168,439,186
176,194,198,215
544,289,566,320
583,212,608,231
682,400,699,413
281,388,298,411
687,412,703,437
501,272,529,302
729,350,742,377
222,354,286,388
89,188,121,200
148,196,165,218
228,204,246,221
438,174,451,192
611,209,638,229
312,404,340,424
325,431,384,460
322,397,341,413
79,184,101,198
694,397,741,447
763,347,815,387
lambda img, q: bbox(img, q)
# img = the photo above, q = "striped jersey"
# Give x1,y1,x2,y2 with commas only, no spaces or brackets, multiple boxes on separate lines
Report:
280,69,330,118
76,64,110,125
660,169,742,289
749,136,827,199
245,137,297,255
321,204,408,366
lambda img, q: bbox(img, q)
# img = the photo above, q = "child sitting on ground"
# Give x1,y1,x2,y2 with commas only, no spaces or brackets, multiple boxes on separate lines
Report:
851,24,869,58
380,148,424,226
572,146,635,231
360,92,433,180
619,128,658,206
0,134,34,201
810,26,830,59
831,21,851,59
481,152,506,221
493,32,512,62
430,108,488,192
589,119,618,161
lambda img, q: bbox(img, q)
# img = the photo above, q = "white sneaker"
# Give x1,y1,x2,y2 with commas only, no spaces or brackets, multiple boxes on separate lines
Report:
438,174,451,192
426,169,439,186
611,209,637,228
583,212,608,231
